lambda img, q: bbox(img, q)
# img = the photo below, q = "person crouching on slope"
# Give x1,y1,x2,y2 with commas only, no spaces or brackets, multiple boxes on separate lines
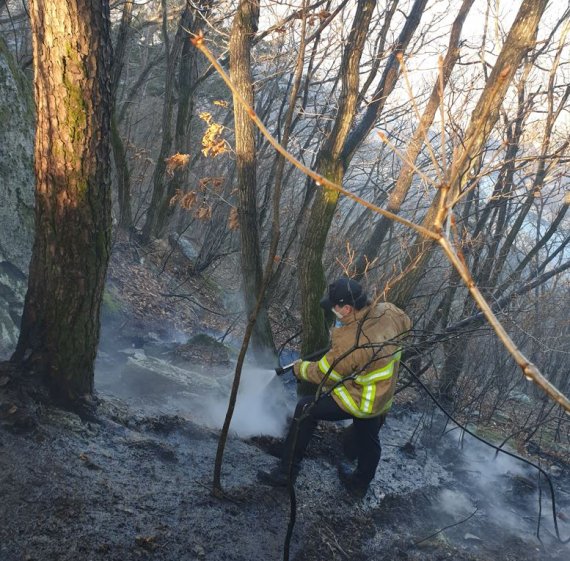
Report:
257,277,412,497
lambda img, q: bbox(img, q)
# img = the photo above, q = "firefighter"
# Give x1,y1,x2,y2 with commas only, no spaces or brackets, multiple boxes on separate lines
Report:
258,277,412,497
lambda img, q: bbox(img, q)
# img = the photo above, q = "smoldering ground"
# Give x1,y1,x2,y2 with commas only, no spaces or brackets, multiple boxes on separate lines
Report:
95,337,293,438
1,323,568,561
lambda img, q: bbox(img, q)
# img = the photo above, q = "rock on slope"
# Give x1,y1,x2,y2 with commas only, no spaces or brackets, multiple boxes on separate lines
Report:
0,37,34,358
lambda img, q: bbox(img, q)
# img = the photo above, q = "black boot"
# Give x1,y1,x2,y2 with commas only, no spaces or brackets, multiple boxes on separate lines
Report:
265,438,284,459
337,462,369,498
257,464,298,487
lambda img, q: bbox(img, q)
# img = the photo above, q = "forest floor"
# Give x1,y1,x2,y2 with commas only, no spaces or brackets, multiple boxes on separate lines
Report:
1,240,569,561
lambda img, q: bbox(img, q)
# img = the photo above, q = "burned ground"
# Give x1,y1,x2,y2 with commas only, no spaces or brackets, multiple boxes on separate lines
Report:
1,246,569,561
1,360,569,561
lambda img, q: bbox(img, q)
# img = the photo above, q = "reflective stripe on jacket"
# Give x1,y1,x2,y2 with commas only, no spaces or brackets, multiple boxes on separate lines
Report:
294,302,412,418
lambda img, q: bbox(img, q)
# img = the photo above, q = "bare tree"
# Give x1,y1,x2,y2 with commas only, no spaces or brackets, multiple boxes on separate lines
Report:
229,0,276,357
352,0,476,279
298,0,428,355
141,1,193,243
389,0,550,308
111,0,135,231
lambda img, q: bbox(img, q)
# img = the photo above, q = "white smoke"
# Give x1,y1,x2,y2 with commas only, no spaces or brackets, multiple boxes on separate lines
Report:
199,365,293,438
436,427,557,539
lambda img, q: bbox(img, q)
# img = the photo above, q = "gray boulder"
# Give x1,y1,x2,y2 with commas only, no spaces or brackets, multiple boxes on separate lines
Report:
0,37,34,358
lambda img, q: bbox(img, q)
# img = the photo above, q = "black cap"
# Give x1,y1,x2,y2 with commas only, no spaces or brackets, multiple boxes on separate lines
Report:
320,277,368,311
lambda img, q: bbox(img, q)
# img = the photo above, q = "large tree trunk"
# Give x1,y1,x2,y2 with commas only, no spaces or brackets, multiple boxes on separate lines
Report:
299,0,377,355
229,0,276,358
13,0,112,402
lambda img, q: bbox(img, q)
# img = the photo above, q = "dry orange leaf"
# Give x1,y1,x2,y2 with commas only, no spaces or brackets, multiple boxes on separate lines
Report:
169,189,183,206
202,122,228,157
165,153,190,176
170,189,198,211
196,205,212,221
180,191,198,210
228,207,239,230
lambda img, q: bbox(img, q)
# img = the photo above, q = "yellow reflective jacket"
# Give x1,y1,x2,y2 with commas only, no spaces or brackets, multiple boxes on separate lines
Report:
293,302,412,418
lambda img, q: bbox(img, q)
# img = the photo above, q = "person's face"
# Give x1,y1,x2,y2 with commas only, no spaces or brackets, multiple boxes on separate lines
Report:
333,303,352,319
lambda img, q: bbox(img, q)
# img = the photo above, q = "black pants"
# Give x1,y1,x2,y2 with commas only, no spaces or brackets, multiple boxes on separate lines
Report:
281,394,386,484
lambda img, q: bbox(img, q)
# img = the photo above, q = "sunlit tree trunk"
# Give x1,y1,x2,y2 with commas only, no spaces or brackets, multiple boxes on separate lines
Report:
341,0,429,165
230,0,276,357
13,0,112,402
299,0,377,355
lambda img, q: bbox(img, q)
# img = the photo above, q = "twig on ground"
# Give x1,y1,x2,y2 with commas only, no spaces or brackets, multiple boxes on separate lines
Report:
415,506,479,545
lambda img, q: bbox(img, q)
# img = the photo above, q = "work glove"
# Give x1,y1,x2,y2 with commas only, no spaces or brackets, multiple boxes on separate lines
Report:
292,359,302,379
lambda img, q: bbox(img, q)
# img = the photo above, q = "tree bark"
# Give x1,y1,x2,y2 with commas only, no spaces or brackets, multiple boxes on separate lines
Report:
341,0,429,165
299,0,377,355
230,0,276,358
13,0,112,403
111,114,133,230
299,0,426,356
